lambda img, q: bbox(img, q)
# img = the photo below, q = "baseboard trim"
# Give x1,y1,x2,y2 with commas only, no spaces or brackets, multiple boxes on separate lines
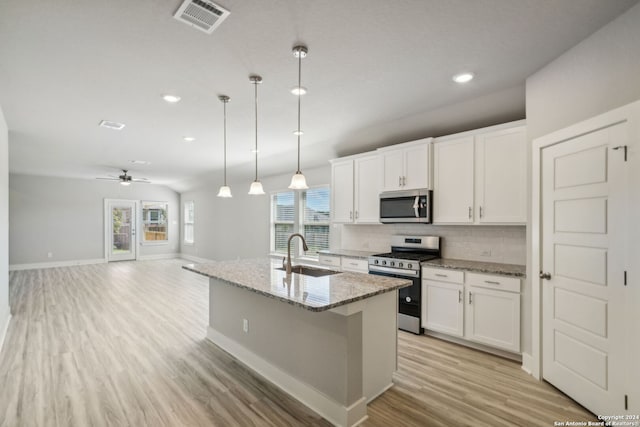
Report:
207,326,367,427
9,258,107,271
521,352,533,375
180,254,214,264
137,253,180,261
0,313,12,354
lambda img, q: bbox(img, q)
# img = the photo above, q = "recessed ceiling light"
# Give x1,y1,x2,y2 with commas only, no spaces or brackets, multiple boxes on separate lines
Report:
183,136,195,142
130,160,150,165
99,120,125,130
452,72,474,84
162,94,181,103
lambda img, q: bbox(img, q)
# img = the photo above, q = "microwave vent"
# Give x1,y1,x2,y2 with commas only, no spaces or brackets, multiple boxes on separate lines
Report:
173,0,230,34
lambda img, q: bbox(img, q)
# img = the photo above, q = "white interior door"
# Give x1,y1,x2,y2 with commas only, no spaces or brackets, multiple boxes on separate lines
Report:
541,123,628,415
106,199,137,262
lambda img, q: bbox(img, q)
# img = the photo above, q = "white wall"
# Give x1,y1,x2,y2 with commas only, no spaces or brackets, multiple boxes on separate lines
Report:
180,165,331,261
9,174,180,266
0,104,10,349
523,1,640,359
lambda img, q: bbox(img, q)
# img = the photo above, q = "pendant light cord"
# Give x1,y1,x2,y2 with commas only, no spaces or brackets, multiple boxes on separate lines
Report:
296,52,302,173
223,99,227,186
254,79,259,181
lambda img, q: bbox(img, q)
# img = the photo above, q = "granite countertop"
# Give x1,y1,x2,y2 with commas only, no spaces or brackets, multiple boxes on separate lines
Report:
183,258,410,312
422,258,526,278
318,249,377,259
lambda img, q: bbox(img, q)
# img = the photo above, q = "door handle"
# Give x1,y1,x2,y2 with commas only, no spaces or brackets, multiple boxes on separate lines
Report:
479,206,483,218
539,272,551,280
458,290,462,303
413,196,420,218
468,206,472,219
468,292,473,304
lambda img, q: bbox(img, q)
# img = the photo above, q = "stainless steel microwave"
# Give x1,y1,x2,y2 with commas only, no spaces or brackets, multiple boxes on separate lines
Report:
379,189,432,223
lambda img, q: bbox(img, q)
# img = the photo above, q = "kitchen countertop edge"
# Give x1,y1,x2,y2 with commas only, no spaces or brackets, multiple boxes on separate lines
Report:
422,258,526,278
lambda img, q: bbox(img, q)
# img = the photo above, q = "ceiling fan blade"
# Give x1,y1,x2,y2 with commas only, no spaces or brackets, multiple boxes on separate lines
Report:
96,177,120,181
131,179,151,183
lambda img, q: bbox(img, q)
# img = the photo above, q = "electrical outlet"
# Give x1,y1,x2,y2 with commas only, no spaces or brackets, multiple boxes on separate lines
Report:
47,252,53,258
480,250,491,257
242,318,249,333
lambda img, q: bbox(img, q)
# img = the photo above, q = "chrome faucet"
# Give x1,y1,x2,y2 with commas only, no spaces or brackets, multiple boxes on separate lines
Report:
285,233,309,274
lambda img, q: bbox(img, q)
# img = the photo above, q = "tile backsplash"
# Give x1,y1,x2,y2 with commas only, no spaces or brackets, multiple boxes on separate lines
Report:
336,223,526,265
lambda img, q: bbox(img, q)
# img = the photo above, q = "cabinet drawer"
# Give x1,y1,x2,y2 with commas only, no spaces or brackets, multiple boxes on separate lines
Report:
341,257,368,273
466,272,520,293
422,267,464,284
319,255,342,268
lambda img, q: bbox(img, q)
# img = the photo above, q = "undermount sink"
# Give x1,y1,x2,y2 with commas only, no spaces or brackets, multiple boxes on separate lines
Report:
276,265,342,277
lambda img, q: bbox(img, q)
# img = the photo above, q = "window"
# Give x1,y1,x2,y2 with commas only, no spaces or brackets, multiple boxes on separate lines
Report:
184,201,194,245
270,186,330,257
142,201,168,243
302,187,330,256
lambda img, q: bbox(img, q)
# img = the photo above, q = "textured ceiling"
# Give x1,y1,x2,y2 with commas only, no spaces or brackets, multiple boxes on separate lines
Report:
0,0,637,191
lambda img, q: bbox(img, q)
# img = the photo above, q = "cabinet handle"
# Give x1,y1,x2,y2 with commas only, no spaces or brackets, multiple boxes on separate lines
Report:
402,176,406,186
349,211,353,220
479,206,483,218
458,290,462,303
398,176,402,187
468,292,473,304
355,211,359,219
468,206,472,219
484,280,500,285
435,273,448,278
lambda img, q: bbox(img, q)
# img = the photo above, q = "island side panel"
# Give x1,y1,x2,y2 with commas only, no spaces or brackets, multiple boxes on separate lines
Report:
208,277,363,408
362,290,398,401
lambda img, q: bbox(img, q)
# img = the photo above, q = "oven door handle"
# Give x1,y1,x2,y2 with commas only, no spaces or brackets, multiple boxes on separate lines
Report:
413,196,420,218
369,265,419,277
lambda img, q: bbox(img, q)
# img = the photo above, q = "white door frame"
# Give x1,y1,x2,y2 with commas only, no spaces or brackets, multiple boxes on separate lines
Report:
104,199,139,262
530,100,639,381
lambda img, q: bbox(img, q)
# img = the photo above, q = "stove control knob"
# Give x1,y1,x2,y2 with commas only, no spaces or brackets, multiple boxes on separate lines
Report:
405,296,412,303
382,260,387,265
374,259,379,265
407,263,413,269
390,261,395,267
398,262,404,268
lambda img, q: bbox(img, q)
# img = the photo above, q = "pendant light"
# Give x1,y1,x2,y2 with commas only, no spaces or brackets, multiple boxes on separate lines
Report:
289,45,309,190
217,95,232,198
248,75,265,195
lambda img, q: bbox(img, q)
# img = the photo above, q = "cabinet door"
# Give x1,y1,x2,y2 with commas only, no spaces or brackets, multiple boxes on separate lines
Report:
354,155,382,223
433,137,474,223
403,142,431,190
465,286,520,353
331,160,354,223
422,280,464,337
381,149,404,191
476,126,527,223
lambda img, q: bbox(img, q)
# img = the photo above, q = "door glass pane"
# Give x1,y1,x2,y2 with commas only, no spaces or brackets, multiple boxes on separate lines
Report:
112,207,132,254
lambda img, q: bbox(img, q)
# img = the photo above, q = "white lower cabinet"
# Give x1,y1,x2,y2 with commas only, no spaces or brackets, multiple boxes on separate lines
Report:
422,281,464,337
465,286,520,353
422,267,521,353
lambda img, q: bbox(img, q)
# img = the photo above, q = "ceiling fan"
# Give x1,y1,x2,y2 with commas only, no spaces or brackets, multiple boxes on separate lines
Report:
96,169,150,186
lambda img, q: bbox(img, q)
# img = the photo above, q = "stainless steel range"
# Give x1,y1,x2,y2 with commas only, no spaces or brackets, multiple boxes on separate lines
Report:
368,235,441,334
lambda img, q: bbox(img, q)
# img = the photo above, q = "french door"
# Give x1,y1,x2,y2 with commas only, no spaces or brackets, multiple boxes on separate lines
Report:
105,199,138,262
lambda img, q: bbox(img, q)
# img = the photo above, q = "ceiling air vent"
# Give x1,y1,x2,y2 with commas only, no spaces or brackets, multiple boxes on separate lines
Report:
173,0,230,34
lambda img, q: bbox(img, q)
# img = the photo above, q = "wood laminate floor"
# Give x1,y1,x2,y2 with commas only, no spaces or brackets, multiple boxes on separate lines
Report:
0,259,595,427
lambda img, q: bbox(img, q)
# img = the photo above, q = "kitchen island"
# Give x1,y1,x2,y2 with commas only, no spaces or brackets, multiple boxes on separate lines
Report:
183,258,411,427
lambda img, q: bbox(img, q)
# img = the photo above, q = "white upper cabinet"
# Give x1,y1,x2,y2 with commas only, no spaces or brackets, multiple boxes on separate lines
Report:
433,122,527,225
433,136,475,223
331,159,354,223
380,138,432,191
330,153,381,224
354,154,382,223
475,126,527,223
